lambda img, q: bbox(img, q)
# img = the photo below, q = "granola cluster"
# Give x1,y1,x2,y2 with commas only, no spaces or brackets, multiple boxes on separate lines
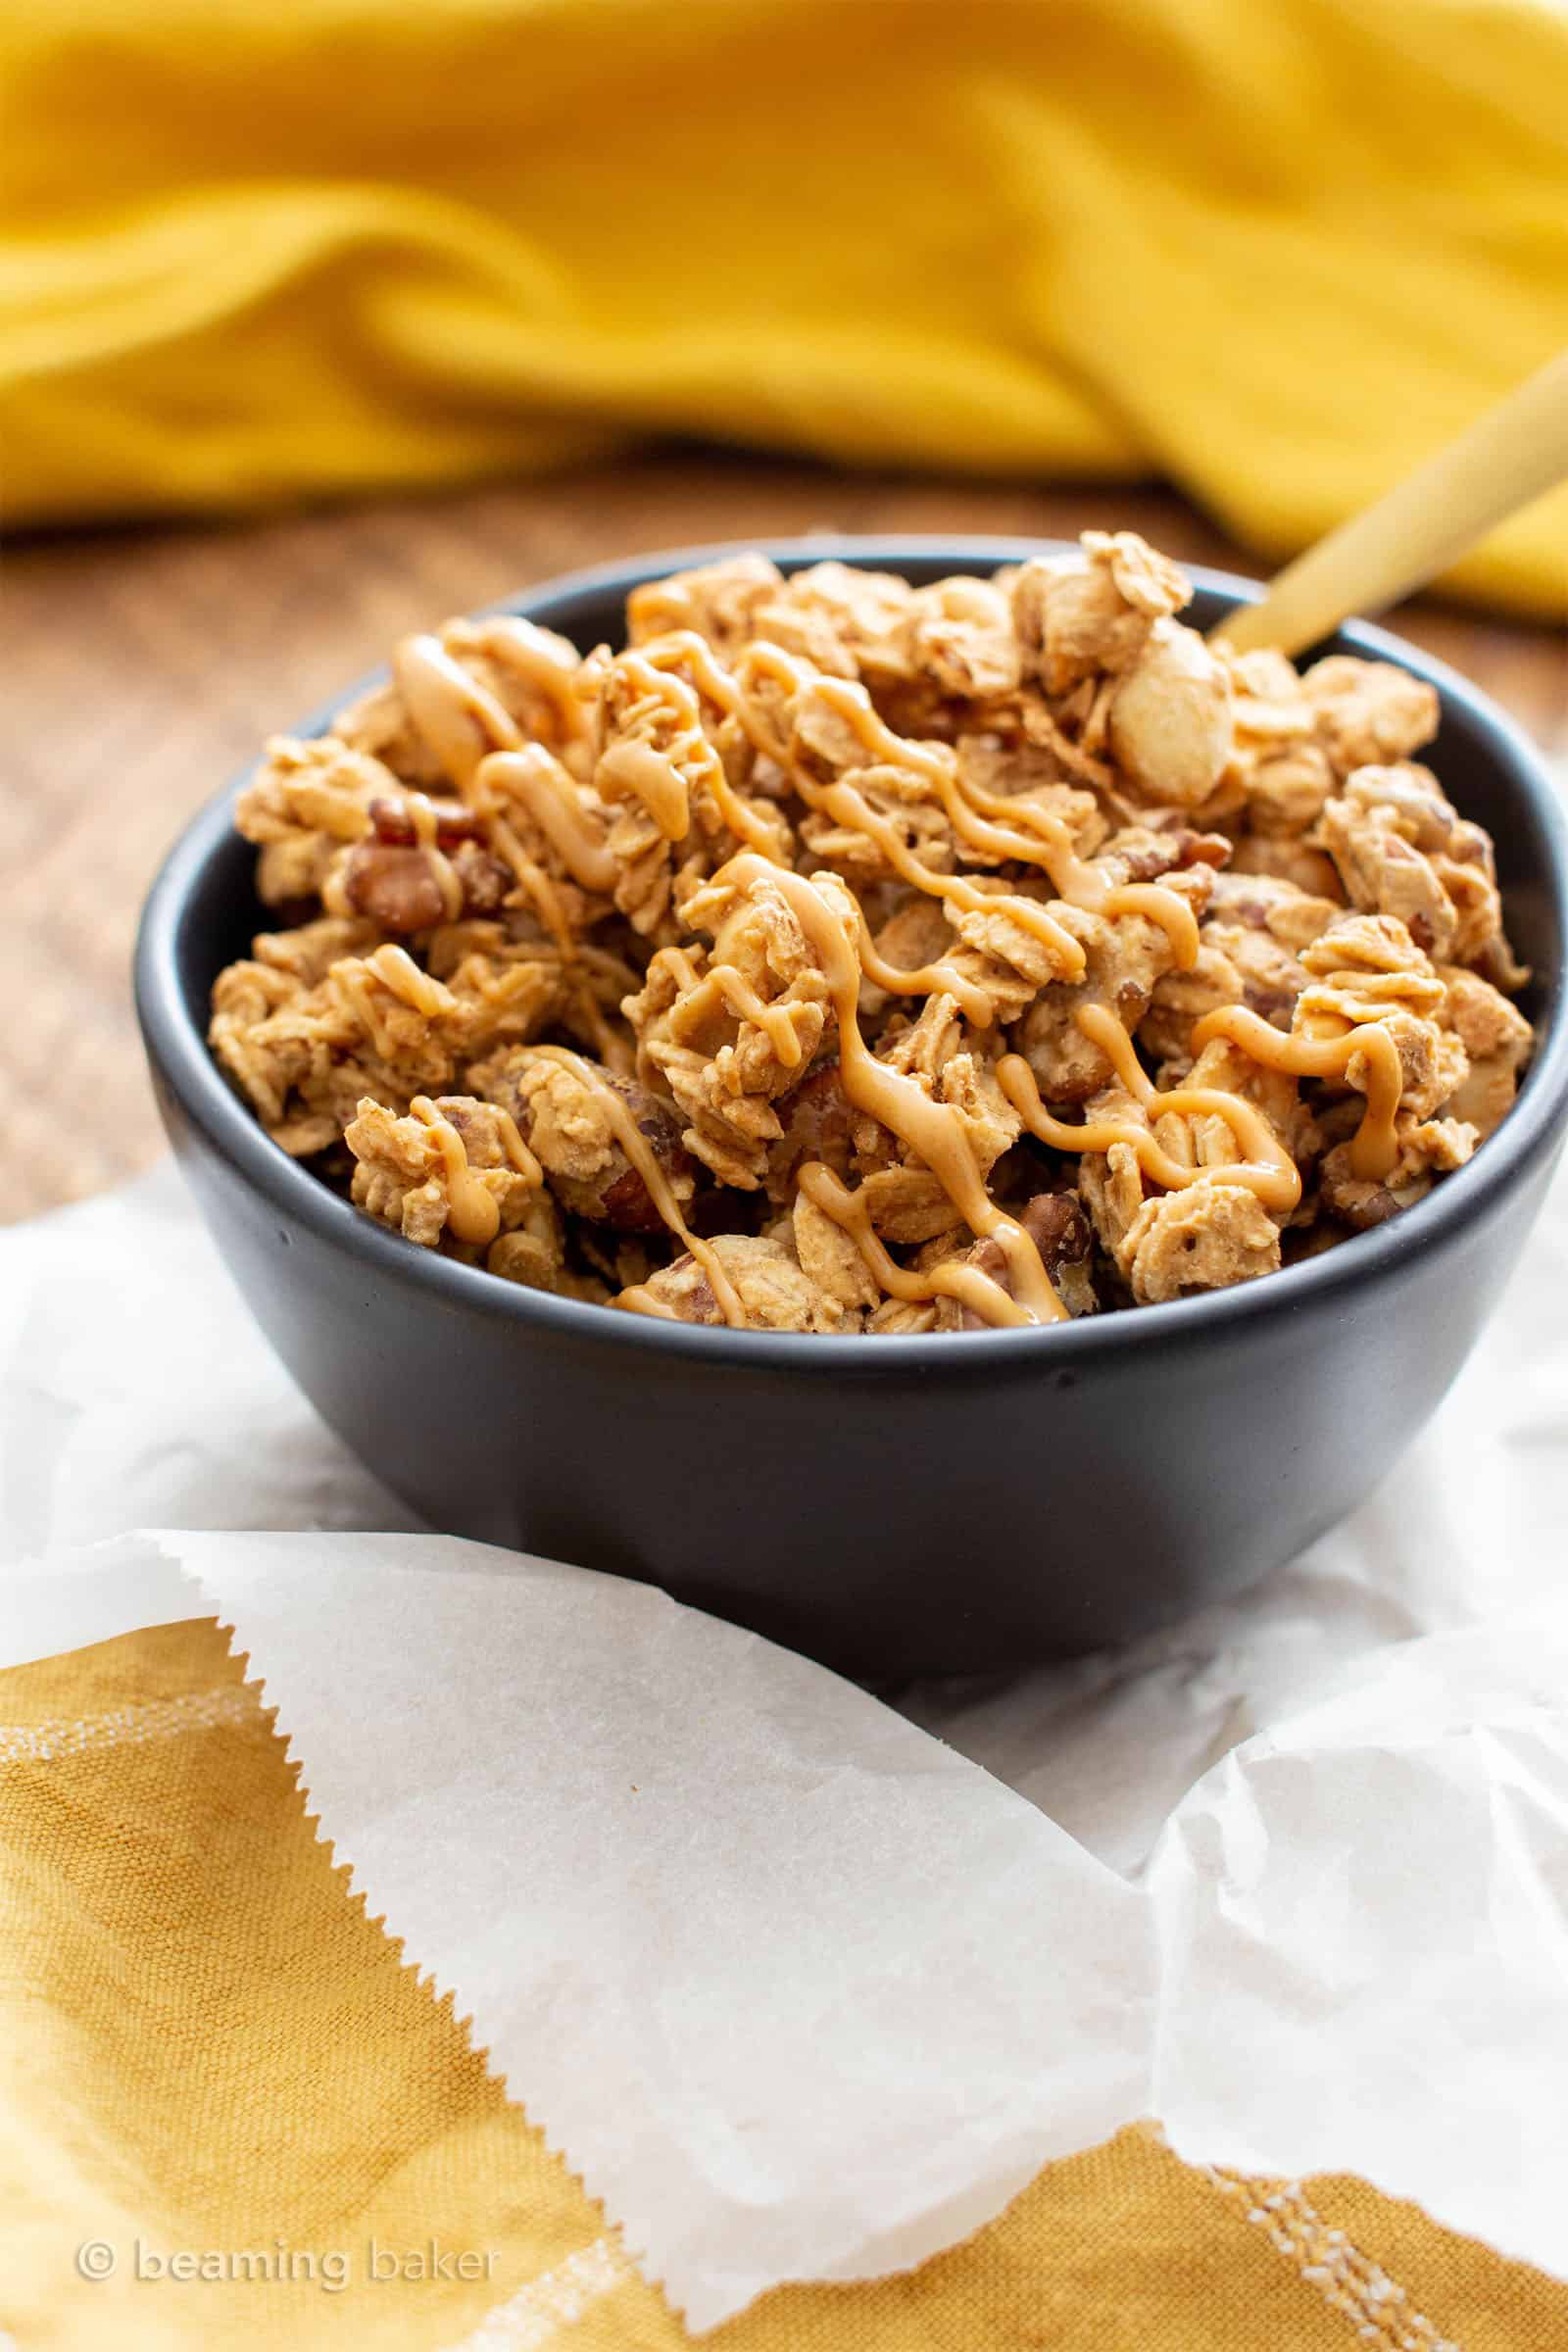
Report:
208,537,1535,1333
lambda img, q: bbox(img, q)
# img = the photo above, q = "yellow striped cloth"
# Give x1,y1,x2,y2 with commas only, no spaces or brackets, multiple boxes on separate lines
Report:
3,0,1567,616
2,1616,1563,2349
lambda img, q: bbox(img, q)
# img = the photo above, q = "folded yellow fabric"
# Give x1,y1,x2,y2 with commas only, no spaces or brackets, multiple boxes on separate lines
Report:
3,0,1566,616
3,1618,1566,2349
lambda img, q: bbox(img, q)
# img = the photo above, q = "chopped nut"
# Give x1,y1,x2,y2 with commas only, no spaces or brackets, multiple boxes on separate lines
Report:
957,1189,1099,1325
1107,621,1234,808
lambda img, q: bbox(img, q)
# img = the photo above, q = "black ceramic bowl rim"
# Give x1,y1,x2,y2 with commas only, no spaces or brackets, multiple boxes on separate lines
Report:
135,535,1568,1379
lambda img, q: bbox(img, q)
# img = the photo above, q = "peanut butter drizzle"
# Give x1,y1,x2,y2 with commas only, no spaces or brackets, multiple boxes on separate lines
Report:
726,644,1087,972
1102,883,1200,964
639,631,1196,988
640,634,1075,969
463,616,590,745
597,737,692,842
610,648,780,857
656,943,706,999
854,920,996,1028
714,855,1068,1326
393,635,579,951
612,1284,683,1320
531,1046,751,1329
737,639,1200,969
395,618,1192,991
374,603,1250,1321
634,629,746,711
330,943,453,1057
670,963,808,1073
1191,1004,1403,1182
878,751,1198,965
798,1164,1033,1329
406,791,465,922
491,1103,545,1189
395,633,519,787
817,774,1086,976
474,749,618,895
407,1096,508,1249
997,1009,1303,1215
366,941,448,1017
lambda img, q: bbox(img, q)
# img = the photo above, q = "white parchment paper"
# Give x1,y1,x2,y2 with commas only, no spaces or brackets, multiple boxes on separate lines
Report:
2,1158,1567,2327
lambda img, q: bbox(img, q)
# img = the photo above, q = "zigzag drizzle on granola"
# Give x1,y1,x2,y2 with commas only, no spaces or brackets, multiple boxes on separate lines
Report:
209,537,1534,1332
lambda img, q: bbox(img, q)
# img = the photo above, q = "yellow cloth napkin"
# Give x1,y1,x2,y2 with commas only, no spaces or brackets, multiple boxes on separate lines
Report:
3,0,1566,616
3,1616,1564,2349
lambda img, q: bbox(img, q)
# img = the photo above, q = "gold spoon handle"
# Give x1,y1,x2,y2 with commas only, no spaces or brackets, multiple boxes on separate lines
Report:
1213,347,1568,657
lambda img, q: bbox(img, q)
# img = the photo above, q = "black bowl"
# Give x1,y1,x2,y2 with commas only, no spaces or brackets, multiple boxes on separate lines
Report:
134,539,1568,1679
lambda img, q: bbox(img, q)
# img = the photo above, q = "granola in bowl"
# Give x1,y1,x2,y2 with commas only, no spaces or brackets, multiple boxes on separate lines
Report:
208,536,1535,1334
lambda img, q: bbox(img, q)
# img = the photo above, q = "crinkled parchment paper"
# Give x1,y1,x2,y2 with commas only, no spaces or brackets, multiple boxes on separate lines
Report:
2,1158,1566,2327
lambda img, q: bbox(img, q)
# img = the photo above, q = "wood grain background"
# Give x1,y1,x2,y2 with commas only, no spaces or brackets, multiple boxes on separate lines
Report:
8,453,1565,1222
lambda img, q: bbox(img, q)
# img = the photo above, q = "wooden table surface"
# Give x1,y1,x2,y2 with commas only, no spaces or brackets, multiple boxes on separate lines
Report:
8,453,1566,1224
